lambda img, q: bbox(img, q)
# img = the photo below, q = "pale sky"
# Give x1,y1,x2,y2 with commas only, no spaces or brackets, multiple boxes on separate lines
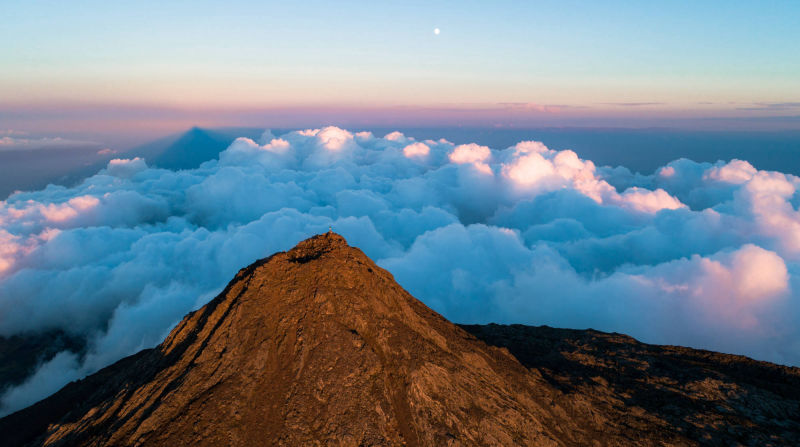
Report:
2,0,800,133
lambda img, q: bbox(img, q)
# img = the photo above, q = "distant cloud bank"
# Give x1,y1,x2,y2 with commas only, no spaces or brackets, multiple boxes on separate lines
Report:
1,127,799,414
0,130,99,151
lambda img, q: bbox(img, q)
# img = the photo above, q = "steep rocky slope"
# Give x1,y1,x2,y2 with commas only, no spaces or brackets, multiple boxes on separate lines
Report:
1,233,798,446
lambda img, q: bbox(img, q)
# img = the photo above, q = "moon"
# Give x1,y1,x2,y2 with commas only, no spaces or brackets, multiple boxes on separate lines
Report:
434,28,440,35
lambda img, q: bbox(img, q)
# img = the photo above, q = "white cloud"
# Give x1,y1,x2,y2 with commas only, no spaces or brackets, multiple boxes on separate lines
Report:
104,157,148,178
2,126,800,415
316,126,354,151
403,142,430,160
705,159,758,184
449,144,493,175
384,131,407,142
615,187,685,213
449,143,491,164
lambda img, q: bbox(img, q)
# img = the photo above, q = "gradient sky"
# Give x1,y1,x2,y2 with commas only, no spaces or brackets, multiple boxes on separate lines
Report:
2,0,800,135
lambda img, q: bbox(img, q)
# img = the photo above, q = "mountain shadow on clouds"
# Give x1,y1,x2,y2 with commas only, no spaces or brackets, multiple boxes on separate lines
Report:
132,127,262,170
0,127,264,199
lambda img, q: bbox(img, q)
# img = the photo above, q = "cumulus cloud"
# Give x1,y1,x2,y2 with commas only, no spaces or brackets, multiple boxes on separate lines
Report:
103,157,149,178
705,159,758,184
402,142,430,160
1,126,800,415
448,143,493,175
449,143,491,164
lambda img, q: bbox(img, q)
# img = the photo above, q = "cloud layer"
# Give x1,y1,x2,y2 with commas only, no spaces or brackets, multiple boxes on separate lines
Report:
1,127,799,414
0,130,100,151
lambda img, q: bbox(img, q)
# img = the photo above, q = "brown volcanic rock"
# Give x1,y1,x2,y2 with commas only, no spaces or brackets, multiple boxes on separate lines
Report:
2,232,799,446
461,324,800,446
0,233,587,446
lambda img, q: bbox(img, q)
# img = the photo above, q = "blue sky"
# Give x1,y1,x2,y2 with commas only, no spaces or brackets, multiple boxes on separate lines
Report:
2,0,799,132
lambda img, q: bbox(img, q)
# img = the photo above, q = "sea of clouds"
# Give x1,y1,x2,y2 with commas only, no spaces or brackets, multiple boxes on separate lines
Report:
1,126,799,414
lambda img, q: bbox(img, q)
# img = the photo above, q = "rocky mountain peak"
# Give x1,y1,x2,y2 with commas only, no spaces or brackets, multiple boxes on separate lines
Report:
2,233,798,446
